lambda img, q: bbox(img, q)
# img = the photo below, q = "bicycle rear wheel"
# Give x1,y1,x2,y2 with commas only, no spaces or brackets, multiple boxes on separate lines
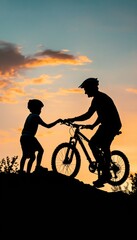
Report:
51,142,81,178
108,150,130,186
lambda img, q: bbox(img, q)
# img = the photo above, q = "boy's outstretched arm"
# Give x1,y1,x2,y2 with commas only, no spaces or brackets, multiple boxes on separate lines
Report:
39,118,63,128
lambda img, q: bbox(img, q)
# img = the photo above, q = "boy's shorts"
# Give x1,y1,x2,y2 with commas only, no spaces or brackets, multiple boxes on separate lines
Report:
20,135,42,158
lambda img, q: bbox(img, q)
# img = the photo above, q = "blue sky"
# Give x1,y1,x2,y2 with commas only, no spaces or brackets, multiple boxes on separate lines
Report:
0,0,137,191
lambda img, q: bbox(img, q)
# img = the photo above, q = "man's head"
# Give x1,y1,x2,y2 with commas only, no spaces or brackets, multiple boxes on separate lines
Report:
79,78,99,97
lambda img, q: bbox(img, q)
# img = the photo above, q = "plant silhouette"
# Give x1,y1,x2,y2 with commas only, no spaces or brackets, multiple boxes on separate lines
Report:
0,156,18,173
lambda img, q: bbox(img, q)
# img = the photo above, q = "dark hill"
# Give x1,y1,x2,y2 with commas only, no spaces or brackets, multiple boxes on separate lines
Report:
1,170,136,237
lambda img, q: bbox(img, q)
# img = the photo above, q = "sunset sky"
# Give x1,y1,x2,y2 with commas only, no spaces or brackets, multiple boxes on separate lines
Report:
0,0,137,192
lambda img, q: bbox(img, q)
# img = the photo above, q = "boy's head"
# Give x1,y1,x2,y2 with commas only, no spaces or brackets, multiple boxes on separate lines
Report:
27,99,44,113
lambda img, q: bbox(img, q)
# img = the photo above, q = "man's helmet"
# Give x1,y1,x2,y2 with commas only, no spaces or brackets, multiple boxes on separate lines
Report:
79,78,99,88
28,99,44,111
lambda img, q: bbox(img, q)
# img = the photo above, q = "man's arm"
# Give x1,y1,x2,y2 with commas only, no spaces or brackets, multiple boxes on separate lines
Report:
65,104,95,122
91,117,101,128
66,112,91,122
82,117,101,130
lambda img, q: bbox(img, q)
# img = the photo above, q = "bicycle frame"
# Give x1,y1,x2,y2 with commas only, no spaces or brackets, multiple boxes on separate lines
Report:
52,121,130,185
68,126,92,164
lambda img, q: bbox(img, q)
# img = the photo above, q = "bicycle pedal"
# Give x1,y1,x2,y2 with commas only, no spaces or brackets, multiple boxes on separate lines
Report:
89,162,96,173
90,169,96,173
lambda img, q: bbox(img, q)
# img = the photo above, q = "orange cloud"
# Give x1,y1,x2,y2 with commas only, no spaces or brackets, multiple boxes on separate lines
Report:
126,88,137,94
7,87,25,95
58,88,82,95
0,41,92,104
30,74,55,85
0,96,17,103
0,129,16,143
0,79,12,88
0,73,63,103
0,41,25,76
0,41,92,77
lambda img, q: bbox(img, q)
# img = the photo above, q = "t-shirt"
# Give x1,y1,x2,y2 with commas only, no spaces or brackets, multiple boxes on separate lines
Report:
89,91,122,131
21,113,42,136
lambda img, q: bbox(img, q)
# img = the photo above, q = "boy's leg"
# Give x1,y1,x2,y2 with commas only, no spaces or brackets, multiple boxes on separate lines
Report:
20,156,26,172
20,135,30,173
33,138,44,171
35,147,44,171
27,154,35,173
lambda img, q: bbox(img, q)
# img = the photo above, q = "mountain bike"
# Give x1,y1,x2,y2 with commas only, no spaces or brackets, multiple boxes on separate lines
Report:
51,121,130,186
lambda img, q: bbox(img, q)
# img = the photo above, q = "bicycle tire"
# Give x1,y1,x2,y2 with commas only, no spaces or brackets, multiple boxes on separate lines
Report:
51,142,81,178
108,150,130,186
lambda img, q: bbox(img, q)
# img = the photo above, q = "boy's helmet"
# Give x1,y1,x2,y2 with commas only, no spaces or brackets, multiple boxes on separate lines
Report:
28,99,44,110
79,78,99,89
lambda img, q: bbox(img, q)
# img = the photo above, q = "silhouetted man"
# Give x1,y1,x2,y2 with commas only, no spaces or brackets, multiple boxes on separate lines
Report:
65,78,122,188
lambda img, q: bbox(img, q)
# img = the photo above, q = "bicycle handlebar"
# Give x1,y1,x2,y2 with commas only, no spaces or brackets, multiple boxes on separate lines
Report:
61,121,122,134
61,120,76,127
61,120,86,129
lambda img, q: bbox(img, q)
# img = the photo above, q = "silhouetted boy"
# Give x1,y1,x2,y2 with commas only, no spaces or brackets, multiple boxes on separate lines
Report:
19,99,62,173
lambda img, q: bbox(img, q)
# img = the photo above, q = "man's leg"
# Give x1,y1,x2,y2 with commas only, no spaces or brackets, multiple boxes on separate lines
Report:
101,134,115,181
88,127,114,187
89,131,105,187
88,128,103,166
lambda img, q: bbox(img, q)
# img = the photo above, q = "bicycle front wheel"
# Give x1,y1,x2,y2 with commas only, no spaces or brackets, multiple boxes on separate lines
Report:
108,150,130,186
51,142,81,178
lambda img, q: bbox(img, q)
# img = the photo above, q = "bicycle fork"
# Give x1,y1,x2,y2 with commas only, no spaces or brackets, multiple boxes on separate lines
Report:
63,137,77,164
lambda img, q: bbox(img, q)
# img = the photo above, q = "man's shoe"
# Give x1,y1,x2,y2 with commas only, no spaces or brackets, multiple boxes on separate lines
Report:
102,171,112,182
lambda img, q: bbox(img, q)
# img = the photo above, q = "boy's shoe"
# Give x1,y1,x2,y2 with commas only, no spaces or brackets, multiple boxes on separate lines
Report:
93,179,105,188
34,166,48,174
17,170,26,175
